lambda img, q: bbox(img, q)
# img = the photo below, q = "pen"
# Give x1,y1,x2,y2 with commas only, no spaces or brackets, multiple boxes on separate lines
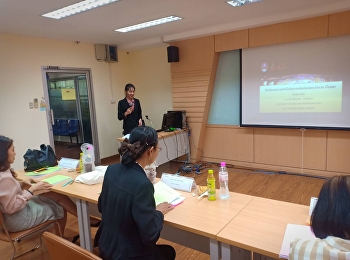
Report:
34,167,48,173
172,201,183,207
62,179,74,187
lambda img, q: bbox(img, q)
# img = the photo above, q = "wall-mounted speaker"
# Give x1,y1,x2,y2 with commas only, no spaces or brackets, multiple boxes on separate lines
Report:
167,46,179,63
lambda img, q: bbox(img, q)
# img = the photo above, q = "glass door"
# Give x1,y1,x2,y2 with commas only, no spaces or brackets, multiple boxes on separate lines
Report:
41,67,100,162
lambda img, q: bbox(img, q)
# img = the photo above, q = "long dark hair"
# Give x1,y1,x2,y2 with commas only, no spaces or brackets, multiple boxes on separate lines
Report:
0,136,17,177
311,175,350,239
118,126,158,165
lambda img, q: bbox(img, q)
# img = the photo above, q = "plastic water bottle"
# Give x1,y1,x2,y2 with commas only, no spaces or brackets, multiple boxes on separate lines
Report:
207,169,216,201
219,162,230,200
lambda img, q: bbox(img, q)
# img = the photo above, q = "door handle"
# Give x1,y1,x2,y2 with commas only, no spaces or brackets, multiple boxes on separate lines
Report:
50,109,54,125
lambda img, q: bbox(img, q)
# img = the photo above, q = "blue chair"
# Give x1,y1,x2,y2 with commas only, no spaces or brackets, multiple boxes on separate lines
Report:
57,119,69,136
52,119,59,135
68,119,79,144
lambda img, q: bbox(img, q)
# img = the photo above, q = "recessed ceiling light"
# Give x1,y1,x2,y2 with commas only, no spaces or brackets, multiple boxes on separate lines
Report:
115,16,182,33
42,0,119,19
227,0,262,7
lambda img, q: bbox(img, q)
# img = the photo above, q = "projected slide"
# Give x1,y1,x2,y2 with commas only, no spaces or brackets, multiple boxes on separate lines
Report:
260,80,342,113
241,34,350,129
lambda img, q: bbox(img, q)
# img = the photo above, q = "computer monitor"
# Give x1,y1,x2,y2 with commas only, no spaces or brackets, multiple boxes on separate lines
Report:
161,112,177,131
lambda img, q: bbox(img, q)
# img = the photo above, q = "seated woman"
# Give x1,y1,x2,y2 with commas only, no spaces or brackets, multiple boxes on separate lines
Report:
289,175,350,259
0,135,100,241
95,126,176,260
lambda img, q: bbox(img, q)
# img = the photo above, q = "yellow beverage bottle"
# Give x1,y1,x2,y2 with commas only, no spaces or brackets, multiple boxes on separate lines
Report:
207,169,216,201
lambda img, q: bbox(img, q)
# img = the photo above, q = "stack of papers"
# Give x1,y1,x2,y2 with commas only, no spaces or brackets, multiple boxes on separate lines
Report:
279,224,316,259
154,181,185,206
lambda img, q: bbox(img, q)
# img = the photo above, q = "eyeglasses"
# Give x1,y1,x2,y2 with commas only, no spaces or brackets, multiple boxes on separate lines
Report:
157,146,162,151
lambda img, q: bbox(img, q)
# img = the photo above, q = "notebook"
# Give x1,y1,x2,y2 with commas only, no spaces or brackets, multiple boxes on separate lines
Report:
279,224,316,259
153,181,185,206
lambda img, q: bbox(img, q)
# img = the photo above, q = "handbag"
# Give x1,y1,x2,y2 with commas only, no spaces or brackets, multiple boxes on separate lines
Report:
23,144,58,172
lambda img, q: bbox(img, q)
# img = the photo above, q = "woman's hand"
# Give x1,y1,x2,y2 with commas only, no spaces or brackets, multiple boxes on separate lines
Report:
138,118,143,126
125,107,134,117
156,202,174,215
29,181,53,195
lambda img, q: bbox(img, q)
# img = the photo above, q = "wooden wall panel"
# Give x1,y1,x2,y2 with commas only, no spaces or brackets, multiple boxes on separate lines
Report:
327,131,350,173
303,130,327,170
215,29,249,52
170,36,217,162
249,16,328,47
329,10,350,37
254,128,302,167
171,10,350,177
170,36,215,72
254,128,327,171
203,126,254,162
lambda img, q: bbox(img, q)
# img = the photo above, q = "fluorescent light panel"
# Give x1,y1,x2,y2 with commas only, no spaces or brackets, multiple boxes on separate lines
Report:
42,0,119,19
115,16,182,33
227,0,262,7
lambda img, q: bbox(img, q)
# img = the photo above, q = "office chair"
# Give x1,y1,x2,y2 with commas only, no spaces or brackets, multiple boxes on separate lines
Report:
42,232,102,260
67,119,79,144
0,211,61,260
57,119,69,136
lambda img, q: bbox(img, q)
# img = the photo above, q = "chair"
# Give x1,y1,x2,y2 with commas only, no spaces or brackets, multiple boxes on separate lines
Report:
57,119,69,136
42,232,102,260
52,119,59,135
0,211,61,260
67,119,79,144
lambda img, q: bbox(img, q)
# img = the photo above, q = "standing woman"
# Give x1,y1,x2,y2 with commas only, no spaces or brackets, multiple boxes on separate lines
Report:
118,83,143,135
96,126,176,260
0,135,99,239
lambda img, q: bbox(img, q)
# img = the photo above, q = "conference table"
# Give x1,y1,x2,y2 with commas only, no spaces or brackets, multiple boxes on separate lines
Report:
117,130,189,166
17,168,255,259
17,169,101,251
18,168,311,259
161,191,254,260
217,197,310,260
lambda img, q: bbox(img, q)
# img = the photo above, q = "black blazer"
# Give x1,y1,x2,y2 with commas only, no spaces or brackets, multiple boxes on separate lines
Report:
96,162,164,260
118,97,142,135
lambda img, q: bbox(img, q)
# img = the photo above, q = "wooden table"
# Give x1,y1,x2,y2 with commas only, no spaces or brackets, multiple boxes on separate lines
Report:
17,169,256,259
17,169,101,251
117,130,189,166
217,197,309,260
161,191,255,260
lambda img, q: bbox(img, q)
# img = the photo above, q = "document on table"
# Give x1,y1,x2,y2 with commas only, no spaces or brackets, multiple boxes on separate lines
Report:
154,181,185,206
279,224,316,259
41,175,71,185
25,166,62,176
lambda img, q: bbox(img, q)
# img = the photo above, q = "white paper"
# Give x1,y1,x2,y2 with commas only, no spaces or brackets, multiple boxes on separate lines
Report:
161,173,195,192
154,181,183,206
58,158,79,169
279,224,315,259
309,197,318,216
122,134,130,139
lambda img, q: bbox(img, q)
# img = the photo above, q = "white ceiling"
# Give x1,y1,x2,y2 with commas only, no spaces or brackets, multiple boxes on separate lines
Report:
1,0,350,51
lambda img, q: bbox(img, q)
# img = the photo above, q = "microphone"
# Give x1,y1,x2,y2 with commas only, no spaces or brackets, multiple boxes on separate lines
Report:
145,115,154,128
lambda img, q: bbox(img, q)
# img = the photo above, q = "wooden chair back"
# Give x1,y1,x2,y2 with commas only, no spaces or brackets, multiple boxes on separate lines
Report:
0,211,60,259
42,232,102,260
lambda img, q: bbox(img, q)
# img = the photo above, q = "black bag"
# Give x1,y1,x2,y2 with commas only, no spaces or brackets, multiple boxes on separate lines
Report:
23,144,58,172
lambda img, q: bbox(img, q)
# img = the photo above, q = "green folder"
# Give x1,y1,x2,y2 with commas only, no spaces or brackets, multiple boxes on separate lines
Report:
41,175,71,185
25,166,62,176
